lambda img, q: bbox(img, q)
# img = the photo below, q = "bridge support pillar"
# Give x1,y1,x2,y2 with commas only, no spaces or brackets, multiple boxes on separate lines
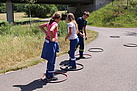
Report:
67,3,94,18
6,0,14,24
67,0,112,18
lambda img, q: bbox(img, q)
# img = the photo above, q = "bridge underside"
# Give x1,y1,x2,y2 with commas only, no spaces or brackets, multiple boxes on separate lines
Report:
0,0,93,5
0,0,112,23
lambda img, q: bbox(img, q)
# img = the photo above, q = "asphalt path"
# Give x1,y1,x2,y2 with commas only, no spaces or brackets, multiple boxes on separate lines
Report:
0,26,137,91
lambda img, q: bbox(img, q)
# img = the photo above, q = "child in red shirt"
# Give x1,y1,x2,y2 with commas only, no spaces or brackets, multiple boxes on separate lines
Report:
39,12,62,80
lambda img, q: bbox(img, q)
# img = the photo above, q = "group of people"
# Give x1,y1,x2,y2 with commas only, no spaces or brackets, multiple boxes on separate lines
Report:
39,11,89,81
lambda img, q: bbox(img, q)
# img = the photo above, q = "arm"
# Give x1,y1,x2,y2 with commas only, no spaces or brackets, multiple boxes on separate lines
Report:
65,27,72,41
83,26,87,40
77,29,84,36
38,24,47,35
76,18,84,36
50,25,57,42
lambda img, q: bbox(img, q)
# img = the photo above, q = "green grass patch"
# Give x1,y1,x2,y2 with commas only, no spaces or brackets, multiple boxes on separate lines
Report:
0,21,98,74
87,0,137,28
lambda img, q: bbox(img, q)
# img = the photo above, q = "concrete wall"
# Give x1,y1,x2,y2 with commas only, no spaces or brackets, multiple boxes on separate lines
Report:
67,0,113,14
95,0,112,10
67,3,95,18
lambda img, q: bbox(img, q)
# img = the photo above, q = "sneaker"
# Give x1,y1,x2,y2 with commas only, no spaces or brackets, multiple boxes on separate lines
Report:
66,65,76,70
76,57,81,60
80,56,86,59
76,56,85,60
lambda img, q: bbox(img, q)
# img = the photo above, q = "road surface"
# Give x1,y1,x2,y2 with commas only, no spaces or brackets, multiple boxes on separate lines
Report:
0,26,137,91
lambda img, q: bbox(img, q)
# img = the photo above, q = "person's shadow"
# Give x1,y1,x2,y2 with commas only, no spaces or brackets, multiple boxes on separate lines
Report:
13,79,47,91
13,60,70,91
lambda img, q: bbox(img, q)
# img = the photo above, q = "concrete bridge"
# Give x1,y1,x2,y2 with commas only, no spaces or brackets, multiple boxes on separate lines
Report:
0,0,113,23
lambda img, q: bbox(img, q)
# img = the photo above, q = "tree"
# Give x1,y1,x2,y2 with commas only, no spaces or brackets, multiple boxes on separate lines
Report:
0,3,6,13
25,4,58,18
13,4,26,12
56,5,67,11
21,0,37,27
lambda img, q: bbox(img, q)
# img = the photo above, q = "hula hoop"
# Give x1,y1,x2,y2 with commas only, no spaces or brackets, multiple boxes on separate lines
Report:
123,43,137,47
41,72,68,83
60,63,84,71
125,32,137,36
110,36,120,38
88,48,104,52
75,54,92,59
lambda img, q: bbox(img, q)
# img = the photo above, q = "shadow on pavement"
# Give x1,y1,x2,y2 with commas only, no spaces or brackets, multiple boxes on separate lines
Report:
13,79,47,91
59,60,69,66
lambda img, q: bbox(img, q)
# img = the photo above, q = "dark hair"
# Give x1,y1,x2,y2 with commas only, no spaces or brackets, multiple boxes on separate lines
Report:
83,11,90,17
49,12,61,25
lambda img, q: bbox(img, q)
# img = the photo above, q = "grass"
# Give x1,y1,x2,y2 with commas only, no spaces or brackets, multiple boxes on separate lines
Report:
0,11,67,22
0,21,98,74
0,12,40,22
87,0,137,28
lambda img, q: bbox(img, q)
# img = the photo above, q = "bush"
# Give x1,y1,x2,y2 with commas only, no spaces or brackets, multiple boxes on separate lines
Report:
25,4,58,18
0,22,11,35
0,3,6,13
13,4,26,12
58,21,67,37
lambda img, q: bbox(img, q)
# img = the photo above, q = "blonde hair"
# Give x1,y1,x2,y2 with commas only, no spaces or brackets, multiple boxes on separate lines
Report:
49,12,62,25
66,13,78,32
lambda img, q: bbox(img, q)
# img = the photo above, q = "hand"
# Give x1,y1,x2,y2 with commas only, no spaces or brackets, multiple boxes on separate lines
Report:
85,36,88,40
50,38,56,42
80,33,84,36
65,38,67,41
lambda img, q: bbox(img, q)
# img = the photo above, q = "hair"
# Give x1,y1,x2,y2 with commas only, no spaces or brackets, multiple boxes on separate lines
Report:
66,13,78,32
83,11,90,16
49,12,61,25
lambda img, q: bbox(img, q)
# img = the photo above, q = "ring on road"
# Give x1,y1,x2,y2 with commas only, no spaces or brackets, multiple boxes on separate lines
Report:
75,54,92,59
123,43,137,47
88,48,104,52
41,72,68,83
60,63,84,71
110,35,120,38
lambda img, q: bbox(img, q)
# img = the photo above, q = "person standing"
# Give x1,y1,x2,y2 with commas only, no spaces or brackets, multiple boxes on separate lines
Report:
65,13,79,69
39,12,62,80
76,11,89,59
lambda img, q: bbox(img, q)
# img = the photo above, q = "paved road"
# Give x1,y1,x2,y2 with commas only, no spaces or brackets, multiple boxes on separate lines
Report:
0,26,137,91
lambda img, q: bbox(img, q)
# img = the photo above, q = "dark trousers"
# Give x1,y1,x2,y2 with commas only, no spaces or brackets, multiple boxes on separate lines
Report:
46,53,56,78
77,34,84,57
41,38,59,78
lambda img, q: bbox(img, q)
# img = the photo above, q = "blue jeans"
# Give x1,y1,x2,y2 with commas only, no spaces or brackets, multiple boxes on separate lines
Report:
68,38,79,67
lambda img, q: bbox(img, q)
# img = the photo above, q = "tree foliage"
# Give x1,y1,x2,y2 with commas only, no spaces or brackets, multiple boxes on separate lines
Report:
0,2,66,18
13,4,26,12
56,5,67,11
21,0,37,4
25,4,58,18
0,3,6,13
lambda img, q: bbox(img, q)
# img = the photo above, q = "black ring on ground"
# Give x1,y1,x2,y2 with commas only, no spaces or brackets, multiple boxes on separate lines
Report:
75,54,92,59
110,36,120,38
60,63,84,71
123,43,137,47
88,48,104,52
41,72,68,83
